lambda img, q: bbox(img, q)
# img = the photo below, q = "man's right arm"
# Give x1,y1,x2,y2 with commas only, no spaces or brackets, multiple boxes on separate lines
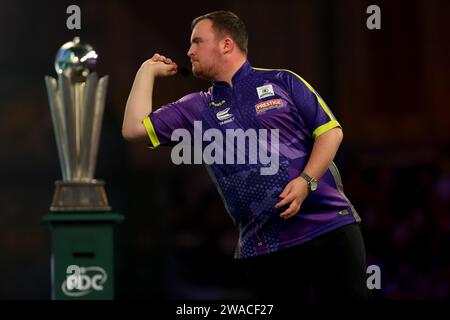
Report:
122,53,177,144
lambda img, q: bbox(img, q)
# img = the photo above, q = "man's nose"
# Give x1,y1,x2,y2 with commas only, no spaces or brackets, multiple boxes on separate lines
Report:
187,45,194,58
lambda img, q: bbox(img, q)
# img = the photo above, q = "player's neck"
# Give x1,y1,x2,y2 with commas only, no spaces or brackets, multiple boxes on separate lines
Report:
215,56,247,87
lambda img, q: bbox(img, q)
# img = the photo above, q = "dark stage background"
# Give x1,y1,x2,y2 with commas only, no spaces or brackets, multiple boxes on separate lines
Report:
0,0,449,299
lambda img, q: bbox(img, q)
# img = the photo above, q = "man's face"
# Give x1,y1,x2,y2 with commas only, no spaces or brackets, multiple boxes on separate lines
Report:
187,19,222,81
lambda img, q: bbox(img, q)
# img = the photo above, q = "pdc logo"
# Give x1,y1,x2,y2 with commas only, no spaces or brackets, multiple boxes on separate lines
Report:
63,265,108,297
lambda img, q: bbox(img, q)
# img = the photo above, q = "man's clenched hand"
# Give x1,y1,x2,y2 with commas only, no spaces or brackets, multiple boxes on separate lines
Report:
141,53,178,78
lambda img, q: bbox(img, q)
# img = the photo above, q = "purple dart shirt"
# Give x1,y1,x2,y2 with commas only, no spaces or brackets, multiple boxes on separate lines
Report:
143,61,361,259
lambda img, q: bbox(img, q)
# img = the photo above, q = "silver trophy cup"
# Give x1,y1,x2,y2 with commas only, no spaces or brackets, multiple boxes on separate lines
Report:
45,37,110,211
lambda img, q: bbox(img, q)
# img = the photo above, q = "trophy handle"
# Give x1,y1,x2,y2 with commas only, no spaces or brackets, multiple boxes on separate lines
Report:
59,74,78,181
87,75,109,180
79,73,99,181
45,76,70,181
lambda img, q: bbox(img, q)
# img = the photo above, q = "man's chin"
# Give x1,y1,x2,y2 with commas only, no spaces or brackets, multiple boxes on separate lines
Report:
192,68,209,80
191,68,200,78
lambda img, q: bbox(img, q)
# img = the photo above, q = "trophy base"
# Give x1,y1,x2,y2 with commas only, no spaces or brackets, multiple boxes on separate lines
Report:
50,180,111,212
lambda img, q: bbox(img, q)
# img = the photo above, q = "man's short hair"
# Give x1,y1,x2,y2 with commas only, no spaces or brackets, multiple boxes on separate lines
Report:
191,10,248,55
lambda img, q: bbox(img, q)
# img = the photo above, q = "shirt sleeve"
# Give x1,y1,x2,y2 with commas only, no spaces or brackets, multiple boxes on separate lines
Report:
143,92,205,148
283,70,341,138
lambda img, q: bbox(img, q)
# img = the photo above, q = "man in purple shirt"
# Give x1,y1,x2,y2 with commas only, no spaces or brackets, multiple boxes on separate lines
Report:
122,10,370,300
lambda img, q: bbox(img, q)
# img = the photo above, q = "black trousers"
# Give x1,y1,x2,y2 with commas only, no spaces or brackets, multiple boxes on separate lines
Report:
238,223,372,301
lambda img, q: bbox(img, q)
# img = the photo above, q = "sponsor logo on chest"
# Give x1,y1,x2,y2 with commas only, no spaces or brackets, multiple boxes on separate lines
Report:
256,84,275,99
208,99,226,107
255,98,283,113
216,107,234,125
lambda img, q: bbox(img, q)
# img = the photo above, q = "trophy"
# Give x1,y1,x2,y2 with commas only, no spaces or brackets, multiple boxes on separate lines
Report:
45,37,110,211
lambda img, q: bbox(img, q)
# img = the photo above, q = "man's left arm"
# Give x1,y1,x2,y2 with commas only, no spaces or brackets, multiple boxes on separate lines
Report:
275,127,343,219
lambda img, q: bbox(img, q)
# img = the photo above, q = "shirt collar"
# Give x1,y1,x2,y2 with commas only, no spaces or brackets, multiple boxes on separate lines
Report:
212,60,252,89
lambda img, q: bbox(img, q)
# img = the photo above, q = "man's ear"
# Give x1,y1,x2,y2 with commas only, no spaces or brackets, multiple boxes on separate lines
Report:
221,37,234,54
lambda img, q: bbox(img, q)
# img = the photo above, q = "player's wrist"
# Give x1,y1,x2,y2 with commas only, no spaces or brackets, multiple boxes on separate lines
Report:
140,62,158,78
299,172,319,193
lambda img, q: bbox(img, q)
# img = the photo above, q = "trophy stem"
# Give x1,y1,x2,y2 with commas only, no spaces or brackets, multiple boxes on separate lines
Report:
74,82,85,180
